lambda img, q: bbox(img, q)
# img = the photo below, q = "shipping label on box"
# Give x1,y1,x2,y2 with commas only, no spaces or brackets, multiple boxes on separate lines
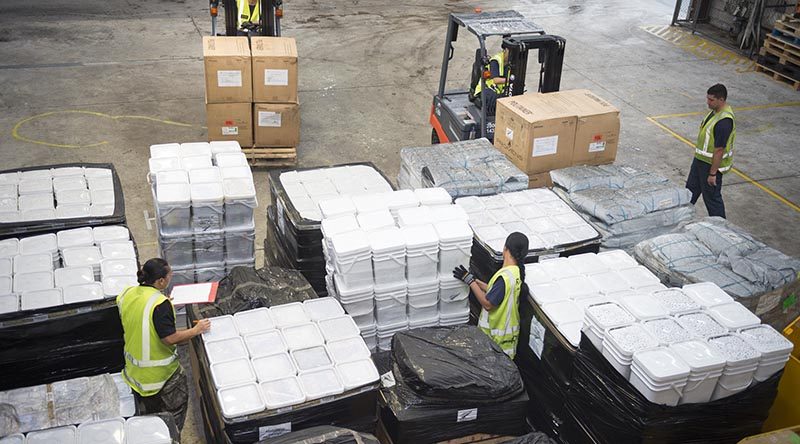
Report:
203,36,252,103
253,103,299,147
251,37,298,103
206,102,253,147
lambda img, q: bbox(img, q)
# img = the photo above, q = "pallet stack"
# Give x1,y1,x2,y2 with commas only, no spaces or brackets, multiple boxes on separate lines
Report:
203,36,299,168
756,14,800,90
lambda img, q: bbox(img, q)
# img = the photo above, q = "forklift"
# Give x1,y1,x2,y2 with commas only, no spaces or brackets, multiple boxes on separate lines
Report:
209,0,283,36
430,10,566,144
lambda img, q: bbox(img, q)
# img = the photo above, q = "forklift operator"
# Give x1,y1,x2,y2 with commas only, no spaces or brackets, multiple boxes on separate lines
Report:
472,47,510,113
237,0,260,34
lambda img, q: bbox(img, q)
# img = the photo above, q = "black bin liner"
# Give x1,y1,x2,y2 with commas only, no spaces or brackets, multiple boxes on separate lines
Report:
0,163,126,238
0,299,124,390
266,206,328,296
258,425,380,443
391,326,524,404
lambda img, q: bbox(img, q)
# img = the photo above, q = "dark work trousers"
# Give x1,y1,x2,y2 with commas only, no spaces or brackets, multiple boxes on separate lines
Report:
686,157,726,218
135,365,189,431
473,88,499,115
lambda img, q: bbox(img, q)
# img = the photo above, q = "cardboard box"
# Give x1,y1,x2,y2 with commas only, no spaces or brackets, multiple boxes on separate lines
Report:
251,37,298,103
203,36,252,103
206,103,253,147
558,89,620,166
528,172,553,189
253,103,299,147
494,94,577,175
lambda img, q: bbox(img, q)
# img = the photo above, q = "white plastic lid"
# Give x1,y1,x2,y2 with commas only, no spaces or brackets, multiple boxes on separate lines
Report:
211,358,256,389
588,271,630,294
0,293,17,313
675,312,727,338
326,337,371,364
91,202,114,217
63,282,105,304
234,308,275,336
253,353,297,382
223,177,256,201
13,271,54,293
206,336,249,364
707,303,762,330
202,315,239,342
189,167,222,184
336,359,380,391
620,294,669,320
738,325,794,356
552,212,586,228
20,169,52,180
102,275,138,297
0,258,10,276
217,382,266,419
560,321,583,347
434,219,473,244
669,340,726,372
556,275,598,300
606,324,659,354
156,182,190,204
84,168,112,178
190,181,224,202
92,226,129,243
522,187,559,202
210,140,242,154
27,426,77,443
282,323,325,350
331,229,371,256
401,224,439,249
541,300,583,326
0,433,25,444
19,193,55,212
52,175,87,192
149,157,181,175
651,289,700,315
618,266,661,288
100,241,136,260
597,250,638,269
125,416,171,444
19,233,58,255
21,208,56,221
368,227,404,254
55,266,95,287
57,227,95,250
455,196,485,213
18,178,52,195
682,282,734,308
321,214,359,239
179,142,212,158
632,348,691,382
215,152,248,168
156,169,189,185
87,175,114,191
706,334,761,364
244,330,287,358
352,193,390,214
318,316,360,342
413,187,452,206
318,196,356,219
0,239,18,258
100,259,137,278
0,172,19,184
220,166,253,179
180,155,213,171
77,418,125,444
538,258,578,280
396,206,433,227
52,167,86,178
298,368,344,400
292,345,334,372
357,210,395,232
14,253,53,274
303,297,345,321
149,143,180,158
566,253,607,276
260,376,306,410
387,190,419,210
585,302,636,329
271,302,311,328
530,282,569,305
56,203,91,219
429,205,469,223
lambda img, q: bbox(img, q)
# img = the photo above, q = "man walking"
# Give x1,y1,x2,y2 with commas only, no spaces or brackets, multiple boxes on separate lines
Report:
686,83,735,218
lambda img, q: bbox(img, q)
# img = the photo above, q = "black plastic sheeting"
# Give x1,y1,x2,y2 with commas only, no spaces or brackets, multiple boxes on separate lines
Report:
0,299,124,390
266,205,328,296
0,163,126,238
258,426,380,444
391,326,524,405
195,265,318,319
505,432,559,444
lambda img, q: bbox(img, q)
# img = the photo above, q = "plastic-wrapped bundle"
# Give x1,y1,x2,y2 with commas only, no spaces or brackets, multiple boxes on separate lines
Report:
635,217,800,330
258,426,379,444
549,164,667,193
398,138,528,198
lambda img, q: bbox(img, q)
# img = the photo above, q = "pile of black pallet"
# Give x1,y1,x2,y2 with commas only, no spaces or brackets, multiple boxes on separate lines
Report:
0,163,130,390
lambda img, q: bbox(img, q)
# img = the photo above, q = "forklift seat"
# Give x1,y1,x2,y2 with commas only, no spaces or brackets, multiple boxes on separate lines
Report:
468,48,482,102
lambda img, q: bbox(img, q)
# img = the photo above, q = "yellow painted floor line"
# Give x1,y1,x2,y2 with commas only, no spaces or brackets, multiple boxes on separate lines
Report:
646,116,800,213
641,25,756,71
651,101,800,120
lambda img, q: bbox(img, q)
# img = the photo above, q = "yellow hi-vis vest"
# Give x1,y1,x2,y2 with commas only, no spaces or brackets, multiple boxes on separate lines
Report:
237,0,260,28
479,265,521,359
695,105,735,173
474,51,506,97
117,285,179,397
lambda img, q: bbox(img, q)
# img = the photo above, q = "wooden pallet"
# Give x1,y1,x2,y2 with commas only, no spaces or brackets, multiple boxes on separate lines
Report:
755,64,800,90
760,46,800,69
764,35,800,62
375,420,516,444
775,14,800,38
242,147,297,168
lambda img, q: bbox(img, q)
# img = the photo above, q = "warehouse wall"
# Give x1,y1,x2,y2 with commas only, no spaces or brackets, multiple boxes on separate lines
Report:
705,0,793,36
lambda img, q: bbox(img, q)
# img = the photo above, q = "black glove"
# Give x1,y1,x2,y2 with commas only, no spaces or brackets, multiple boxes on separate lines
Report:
453,265,475,286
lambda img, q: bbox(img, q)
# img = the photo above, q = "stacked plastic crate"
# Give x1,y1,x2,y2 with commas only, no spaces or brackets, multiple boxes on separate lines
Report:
149,141,257,285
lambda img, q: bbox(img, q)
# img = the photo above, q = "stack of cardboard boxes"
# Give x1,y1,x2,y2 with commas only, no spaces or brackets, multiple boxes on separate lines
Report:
203,36,299,165
493,89,621,188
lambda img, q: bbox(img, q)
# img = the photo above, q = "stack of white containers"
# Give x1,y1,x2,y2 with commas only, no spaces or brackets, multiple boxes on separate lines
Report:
0,166,115,223
0,226,135,314
201,299,379,419
11,416,173,444
150,141,257,286
319,188,472,352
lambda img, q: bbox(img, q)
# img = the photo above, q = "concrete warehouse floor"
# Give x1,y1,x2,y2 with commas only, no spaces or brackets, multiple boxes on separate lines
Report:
1,0,798,442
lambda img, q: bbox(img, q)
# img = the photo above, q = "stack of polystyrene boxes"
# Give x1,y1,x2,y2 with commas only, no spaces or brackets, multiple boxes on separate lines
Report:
149,141,257,285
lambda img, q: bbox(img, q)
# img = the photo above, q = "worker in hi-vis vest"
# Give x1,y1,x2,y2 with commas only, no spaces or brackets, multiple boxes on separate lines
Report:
117,258,211,430
472,46,510,114
686,83,736,218
453,232,529,359
237,0,260,34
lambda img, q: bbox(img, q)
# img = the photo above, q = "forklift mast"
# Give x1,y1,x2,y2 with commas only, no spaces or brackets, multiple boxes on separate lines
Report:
503,34,566,97
213,0,282,36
